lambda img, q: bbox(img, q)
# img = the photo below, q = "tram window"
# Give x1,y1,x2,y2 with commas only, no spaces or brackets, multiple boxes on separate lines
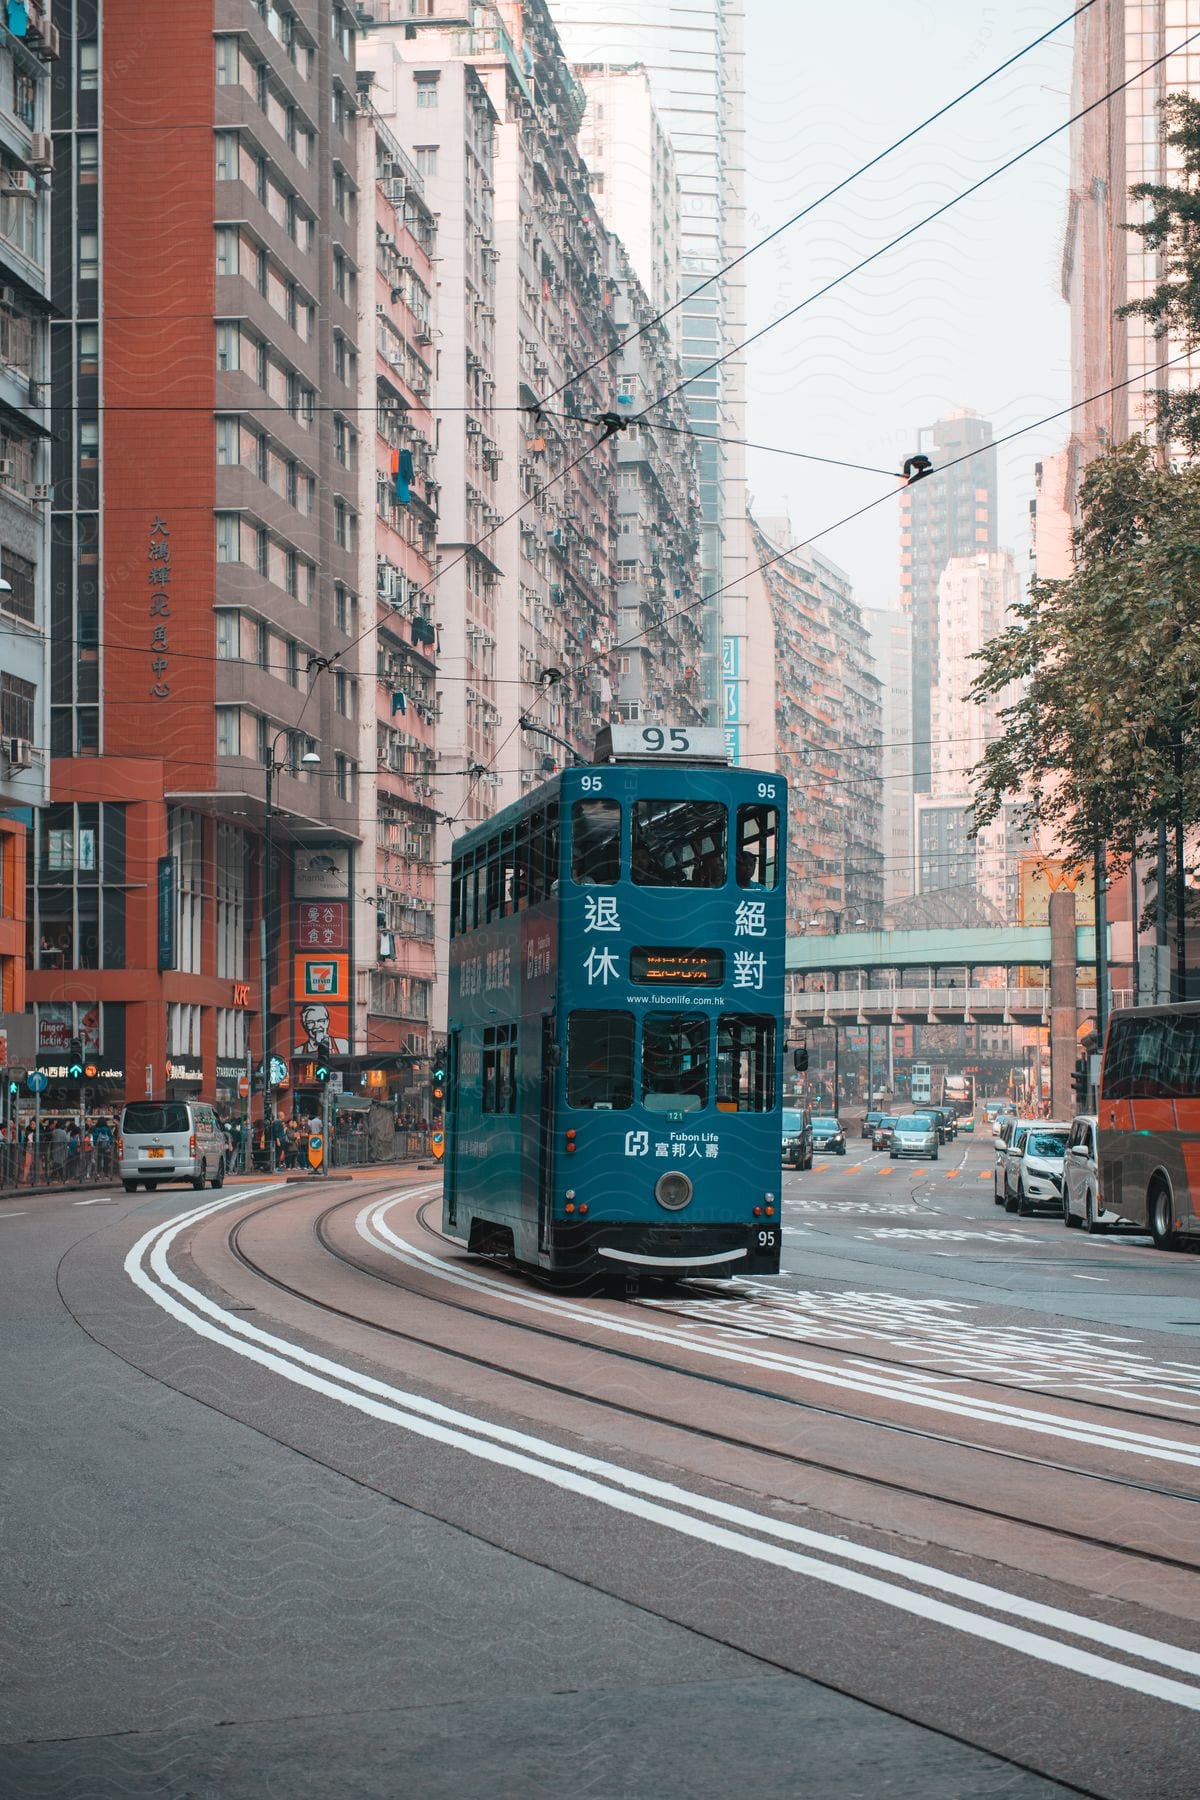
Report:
1104,1011,1200,1100
642,1014,709,1112
736,805,779,889
485,841,503,922
482,1023,518,1113
451,866,462,937
513,817,530,913
632,800,726,887
567,1011,634,1109
572,799,621,884
466,856,483,932
716,1015,776,1112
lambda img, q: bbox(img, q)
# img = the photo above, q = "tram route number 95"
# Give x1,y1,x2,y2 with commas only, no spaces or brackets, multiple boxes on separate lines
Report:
755,1226,779,1252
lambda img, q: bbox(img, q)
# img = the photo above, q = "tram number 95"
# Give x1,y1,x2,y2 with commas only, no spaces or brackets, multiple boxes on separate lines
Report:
755,1226,779,1252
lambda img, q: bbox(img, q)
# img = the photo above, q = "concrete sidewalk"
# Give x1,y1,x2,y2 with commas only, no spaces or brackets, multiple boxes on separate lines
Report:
0,1161,439,1203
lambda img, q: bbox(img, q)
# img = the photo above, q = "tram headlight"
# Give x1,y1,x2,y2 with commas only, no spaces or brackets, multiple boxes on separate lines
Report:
654,1171,693,1211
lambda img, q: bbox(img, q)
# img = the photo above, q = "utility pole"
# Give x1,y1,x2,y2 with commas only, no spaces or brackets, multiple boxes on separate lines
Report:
1093,838,1109,1055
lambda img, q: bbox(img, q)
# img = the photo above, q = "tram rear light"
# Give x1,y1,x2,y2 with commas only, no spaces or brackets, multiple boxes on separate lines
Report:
565,1201,576,1213
753,1206,762,1216
578,1203,588,1214
765,1205,775,1216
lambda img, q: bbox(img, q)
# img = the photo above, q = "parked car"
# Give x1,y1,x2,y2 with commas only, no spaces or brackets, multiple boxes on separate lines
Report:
891,1115,939,1160
1006,1123,1070,1215
811,1114,846,1156
119,1100,228,1193
862,1111,884,1140
1063,1114,1127,1232
782,1105,813,1170
994,1118,1037,1205
871,1115,900,1150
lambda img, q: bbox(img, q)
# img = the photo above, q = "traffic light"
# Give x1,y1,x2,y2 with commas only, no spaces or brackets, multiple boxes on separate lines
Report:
315,1060,331,1083
1072,1055,1089,1107
431,1060,446,1109
67,1036,84,1080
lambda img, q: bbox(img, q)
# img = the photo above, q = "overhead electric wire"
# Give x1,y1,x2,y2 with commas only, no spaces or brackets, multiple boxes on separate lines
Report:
641,27,1200,421
613,346,1196,664
532,0,1096,410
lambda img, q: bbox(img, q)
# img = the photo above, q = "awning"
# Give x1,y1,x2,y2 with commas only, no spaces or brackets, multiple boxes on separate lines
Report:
334,1092,372,1112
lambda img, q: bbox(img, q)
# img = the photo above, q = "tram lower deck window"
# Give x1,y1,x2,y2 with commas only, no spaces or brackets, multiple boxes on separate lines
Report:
716,1015,776,1112
642,1014,709,1111
632,800,726,887
567,1010,634,1108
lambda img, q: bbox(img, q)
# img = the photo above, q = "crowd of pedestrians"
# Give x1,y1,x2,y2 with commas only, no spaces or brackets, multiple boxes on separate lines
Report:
0,1114,118,1189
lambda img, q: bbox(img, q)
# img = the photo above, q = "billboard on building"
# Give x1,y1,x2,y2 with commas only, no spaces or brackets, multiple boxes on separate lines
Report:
1018,858,1094,927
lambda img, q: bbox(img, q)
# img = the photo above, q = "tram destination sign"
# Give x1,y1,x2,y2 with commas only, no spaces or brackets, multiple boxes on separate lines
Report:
593,724,729,764
630,947,725,986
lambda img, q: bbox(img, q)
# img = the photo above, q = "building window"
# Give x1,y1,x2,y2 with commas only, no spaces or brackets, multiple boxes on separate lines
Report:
13,68,36,128
215,612,238,659
215,822,246,980
169,810,204,975
415,146,438,176
0,545,34,624
0,673,34,740
286,640,299,687
216,707,240,757
415,78,438,108
79,232,98,279
215,226,239,276
79,41,99,91
215,323,240,372
216,514,239,562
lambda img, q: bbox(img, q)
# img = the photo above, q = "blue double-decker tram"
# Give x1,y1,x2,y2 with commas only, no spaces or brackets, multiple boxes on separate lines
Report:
445,723,787,1286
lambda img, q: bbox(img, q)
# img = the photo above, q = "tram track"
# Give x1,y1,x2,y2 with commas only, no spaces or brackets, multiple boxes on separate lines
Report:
214,1185,1200,1581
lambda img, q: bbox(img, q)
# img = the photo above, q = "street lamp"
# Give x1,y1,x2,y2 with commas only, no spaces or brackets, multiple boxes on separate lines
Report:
259,728,320,1130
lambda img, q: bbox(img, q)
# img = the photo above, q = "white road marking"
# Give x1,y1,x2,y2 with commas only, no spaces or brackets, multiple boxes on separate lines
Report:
0,1211,28,1219
74,1197,114,1206
125,1186,1200,1714
359,1202,1200,1470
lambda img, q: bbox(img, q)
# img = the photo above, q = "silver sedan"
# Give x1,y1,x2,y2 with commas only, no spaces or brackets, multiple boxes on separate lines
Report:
890,1115,940,1160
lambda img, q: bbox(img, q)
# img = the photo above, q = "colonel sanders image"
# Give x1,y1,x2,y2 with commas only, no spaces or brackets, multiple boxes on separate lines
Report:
294,1002,349,1056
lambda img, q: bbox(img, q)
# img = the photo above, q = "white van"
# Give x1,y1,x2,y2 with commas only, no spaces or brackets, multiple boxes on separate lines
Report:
119,1100,227,1192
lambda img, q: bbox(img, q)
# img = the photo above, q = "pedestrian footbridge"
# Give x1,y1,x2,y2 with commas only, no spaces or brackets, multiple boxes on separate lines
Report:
786,923,1099,1026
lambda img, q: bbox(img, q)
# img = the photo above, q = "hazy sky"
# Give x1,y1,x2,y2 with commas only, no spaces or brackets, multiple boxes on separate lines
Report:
744,0,1076,607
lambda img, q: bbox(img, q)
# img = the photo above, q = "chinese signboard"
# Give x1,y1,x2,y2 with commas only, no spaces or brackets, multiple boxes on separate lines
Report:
294,900,349,951
147,514,171,699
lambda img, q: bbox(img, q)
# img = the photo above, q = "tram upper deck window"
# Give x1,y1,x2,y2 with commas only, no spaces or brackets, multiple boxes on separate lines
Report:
642,1014,708,1112
716,1015,776,1112
632,800,726,887
736,804,779,888
567,1010,634,1109
572,799,621,885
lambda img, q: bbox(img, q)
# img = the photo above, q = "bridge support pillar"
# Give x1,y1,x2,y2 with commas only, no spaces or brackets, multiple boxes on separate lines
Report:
1049,888,1078,1119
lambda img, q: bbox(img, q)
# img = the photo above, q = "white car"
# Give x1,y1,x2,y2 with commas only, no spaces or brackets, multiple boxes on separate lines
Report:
1063,1114,1125,1232
993,1118,1037,1204
1005,1123,1070,1216
891,1115,939,1160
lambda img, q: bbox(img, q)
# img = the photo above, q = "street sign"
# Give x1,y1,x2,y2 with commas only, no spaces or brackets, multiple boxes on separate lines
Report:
430,1129,444,1161
0,1028,7,1065
307,1132,324,1170
238,1074,250,1099
26,1071,48,1094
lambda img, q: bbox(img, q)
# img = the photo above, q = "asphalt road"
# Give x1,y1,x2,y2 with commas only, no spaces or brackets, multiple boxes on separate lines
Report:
1,1134,1197,1797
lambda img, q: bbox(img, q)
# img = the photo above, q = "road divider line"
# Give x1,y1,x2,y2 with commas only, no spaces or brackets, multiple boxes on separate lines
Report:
122,1187,1200,1713
360,1202,1200,1470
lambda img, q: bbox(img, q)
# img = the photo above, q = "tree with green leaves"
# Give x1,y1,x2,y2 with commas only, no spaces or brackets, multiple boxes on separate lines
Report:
969,438,1200,875
971,91,1200,976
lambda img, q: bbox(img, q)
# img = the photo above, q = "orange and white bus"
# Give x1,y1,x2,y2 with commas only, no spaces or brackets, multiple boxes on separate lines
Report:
1098,1002,1200,1251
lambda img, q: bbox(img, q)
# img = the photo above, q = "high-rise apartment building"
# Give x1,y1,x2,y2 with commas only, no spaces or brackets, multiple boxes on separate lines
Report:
26,0,367,1113
575,63,680,326
1065,0,1200,475
749,515,883,933
354,105,439,1089
900,408,997,793
917,550,1024,919
861,609,914,908
608,238,703,729
549,0,748,746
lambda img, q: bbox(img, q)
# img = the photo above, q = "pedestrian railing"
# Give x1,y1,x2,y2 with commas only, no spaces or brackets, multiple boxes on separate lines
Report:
0,1140,121,1191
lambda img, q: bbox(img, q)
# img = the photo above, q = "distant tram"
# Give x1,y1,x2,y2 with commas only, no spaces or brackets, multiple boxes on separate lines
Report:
444,724,787,1285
